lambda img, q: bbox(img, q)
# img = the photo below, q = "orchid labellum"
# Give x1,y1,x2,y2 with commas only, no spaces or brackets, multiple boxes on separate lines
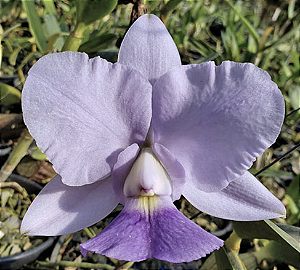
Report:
21,14,285,263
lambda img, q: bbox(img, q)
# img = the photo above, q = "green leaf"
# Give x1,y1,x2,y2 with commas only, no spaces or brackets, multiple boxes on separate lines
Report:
0,83,21,106
247,35,257,54
76,0,117,26
290,50,300,70
264,25,300,51
78,33,116,53
276,223,300,242
288,0,296,19
189,38,216,57
223,246,247,270
193,52,221,64
253,241,300,268
0,23,22,39
285,194,299,215
289,85,300,110
9,47,22,66
201,247,247,270
42,0,57,16
215,247,234,270
22,0,47,53
200,253,218,270
160,0,184,22
43,14,61,40
286,174,300,201
248,168,293,178
28,146,48,161
233,220,300,252
281,61,293,77
0,0,17,21
223,0,259,45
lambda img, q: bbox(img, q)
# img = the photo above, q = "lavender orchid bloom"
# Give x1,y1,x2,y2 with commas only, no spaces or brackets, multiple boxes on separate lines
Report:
21,14,286,263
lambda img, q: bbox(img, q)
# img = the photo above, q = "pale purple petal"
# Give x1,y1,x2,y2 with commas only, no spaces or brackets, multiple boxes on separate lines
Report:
118,14,181,84
22,52,152,186
152,143,185,201
112,143,140,204
80,196,223,263
152,61,285,192
183,171,286,221
21,175,118,236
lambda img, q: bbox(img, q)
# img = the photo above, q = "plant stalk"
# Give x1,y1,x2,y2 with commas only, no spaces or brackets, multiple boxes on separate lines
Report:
0,129,33,182
61,22,87,52
225,230,242,254
36,260,114,270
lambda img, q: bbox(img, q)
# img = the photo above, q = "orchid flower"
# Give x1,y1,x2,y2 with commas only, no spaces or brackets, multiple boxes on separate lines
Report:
21,14,286,263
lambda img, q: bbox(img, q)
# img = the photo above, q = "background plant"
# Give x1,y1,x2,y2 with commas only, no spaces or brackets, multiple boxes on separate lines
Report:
0,0,299,269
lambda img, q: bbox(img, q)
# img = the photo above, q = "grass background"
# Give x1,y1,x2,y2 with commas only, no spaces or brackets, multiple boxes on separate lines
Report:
0,0,299,269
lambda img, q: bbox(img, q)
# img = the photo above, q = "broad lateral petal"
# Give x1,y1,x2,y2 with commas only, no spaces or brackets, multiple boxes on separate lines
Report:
118,14,181,84
21,175,118,236
80,196,223,263
152,61,285,192
22,51,152,186
183,171,286,221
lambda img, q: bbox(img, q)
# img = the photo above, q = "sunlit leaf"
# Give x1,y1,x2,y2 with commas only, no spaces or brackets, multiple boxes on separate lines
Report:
200,253,218,270
288,0,296,19
43,14,61,40
21,0,47,53
249,168,293,178
253,241,300,268
233,220,300,252
160,0,184,22
247,35,257,54
289,85,300,110
290,50,299,70
202,247,248,270
76,0,117,26
215,247,234,270
0,82,21,106
286,174,300,201
28,146,47,161
79,33,116,53
285,194,299,216
8,47,22,66
223,0,259,45
281,61,292,77
42,0,57,16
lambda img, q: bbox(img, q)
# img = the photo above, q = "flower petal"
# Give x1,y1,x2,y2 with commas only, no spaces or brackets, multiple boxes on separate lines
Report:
112,143,185,203
118,14,181,84
112,143,140,204
22,52,152,186
80,196,223,263
21,175,118,236
152,143,185,201
152,61,285,192
183,171,286,221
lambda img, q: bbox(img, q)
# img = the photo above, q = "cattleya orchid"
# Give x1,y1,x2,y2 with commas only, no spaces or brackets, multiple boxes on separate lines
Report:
21,14,286,263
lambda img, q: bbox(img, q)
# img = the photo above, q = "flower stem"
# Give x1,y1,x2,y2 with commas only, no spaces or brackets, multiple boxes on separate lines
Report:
225,230,242,254
83,227,96,239
61,22,87,52
36,260,114,269
116,261,134,270
0,129,33,182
